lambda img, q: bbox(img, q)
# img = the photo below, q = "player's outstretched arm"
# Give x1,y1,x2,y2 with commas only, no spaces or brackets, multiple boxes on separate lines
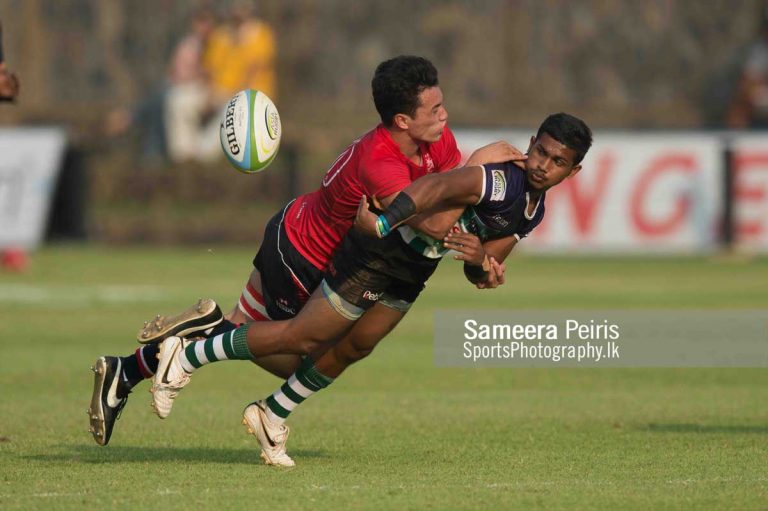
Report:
356,165,485,238
405,164,486,210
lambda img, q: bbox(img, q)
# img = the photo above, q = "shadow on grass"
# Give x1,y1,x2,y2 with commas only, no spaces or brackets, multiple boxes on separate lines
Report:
20,444,329,464
645,423,768,434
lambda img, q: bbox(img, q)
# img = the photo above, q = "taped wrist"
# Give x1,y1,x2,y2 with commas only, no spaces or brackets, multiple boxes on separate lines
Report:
463,262,489,283
375,192,417,237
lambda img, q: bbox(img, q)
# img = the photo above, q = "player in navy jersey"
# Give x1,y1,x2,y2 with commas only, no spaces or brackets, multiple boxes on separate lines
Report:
150,113,591,466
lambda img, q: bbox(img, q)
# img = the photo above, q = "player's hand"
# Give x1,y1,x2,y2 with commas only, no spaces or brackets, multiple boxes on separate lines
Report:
444,232,486,266
475,256,506,289
466,141,527,170
354,195,380,237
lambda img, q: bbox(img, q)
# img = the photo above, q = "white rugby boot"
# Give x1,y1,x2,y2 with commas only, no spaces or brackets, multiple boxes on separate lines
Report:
150,336,192,419
242,400,295,467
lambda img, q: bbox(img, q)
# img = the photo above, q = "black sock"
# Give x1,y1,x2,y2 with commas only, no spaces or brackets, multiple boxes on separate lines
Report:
119,344,160,394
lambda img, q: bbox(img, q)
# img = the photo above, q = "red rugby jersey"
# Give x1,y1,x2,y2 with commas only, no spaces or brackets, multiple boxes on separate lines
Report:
284,124,461,270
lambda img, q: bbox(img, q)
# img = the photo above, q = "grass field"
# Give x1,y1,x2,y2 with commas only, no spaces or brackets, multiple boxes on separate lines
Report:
1,245,767,510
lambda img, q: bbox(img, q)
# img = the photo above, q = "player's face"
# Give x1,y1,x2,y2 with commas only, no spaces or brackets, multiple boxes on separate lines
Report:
525,133,581,192
405,86,447,143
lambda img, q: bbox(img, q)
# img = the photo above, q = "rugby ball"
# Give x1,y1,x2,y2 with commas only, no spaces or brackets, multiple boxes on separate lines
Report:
220,89,281,173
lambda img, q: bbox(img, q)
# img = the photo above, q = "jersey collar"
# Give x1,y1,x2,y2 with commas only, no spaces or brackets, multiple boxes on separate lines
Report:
376,124,432,171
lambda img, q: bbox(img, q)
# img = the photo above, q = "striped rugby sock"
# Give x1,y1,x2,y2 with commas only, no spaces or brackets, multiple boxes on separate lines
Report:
265,358,334,424
179,325,253,373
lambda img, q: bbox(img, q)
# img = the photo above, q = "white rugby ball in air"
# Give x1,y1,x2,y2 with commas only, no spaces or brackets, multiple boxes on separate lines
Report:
220,89,281,173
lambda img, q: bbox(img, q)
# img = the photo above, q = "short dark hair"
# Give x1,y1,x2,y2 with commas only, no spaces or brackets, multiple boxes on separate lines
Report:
372,56,438,126
536,113,593,164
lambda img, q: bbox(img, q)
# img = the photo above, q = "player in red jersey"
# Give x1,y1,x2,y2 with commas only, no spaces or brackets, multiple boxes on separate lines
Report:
88,55,519,446
283,120,460,270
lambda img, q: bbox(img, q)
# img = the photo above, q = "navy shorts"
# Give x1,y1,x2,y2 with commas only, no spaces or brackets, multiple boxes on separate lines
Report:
253,202,324,320
323,227,440,314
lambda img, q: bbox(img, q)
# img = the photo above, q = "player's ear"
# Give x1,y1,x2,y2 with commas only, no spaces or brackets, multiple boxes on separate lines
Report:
392,113,410,130
527,135,536,153
567,164,582,179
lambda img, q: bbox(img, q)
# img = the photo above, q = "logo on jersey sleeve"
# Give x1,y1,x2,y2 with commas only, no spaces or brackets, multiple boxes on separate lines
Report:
490,170,507,201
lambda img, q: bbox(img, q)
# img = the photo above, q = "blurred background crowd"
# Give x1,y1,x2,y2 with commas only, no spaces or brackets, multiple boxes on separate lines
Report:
1,0,768,245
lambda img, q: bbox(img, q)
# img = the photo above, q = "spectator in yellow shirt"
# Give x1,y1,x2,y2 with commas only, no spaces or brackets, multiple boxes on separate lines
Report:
204,3,276,103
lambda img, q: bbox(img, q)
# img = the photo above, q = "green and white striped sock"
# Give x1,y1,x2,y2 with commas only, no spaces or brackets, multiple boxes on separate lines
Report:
179,326,252,373
265,358,334,424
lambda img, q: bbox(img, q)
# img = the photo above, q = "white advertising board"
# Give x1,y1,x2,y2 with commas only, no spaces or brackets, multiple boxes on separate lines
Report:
727,134,768,251
0,128,67,249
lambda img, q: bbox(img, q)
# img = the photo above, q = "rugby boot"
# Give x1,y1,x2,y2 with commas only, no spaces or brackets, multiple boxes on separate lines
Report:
150,336,192,419
87,356,129,446
242,400,295,467
137,298,223,344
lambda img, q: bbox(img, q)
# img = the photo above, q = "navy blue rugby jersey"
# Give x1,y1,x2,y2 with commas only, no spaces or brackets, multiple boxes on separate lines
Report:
398,161,545,258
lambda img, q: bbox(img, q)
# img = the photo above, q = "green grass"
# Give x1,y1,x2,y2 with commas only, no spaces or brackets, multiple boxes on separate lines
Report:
1,246,767,510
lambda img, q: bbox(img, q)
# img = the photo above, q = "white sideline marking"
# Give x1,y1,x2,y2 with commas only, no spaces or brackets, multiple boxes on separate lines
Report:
2,476,765,500
0,284,168,306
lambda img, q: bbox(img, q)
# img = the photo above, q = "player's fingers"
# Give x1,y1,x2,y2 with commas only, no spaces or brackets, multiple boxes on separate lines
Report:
491,259,505,278
496,264,506,284
445,232,472,240
355,195,368,222
445,232,481,245
445,242,471,254
499,142,526,158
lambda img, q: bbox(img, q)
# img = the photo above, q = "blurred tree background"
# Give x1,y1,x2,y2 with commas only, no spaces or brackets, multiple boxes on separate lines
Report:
0,0,761,243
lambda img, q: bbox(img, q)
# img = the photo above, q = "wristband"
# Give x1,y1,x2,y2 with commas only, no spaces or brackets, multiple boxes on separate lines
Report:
380,193,417,232
375,215,391,238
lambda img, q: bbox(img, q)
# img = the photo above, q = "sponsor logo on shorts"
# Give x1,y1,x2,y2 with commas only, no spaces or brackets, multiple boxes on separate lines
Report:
362,290,380,302
490,170,507,201
276,298,296,316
